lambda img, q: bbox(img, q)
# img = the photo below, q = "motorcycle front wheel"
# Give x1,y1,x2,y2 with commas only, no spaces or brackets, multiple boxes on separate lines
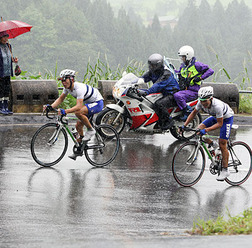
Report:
170,112,202,140
95,108,126,137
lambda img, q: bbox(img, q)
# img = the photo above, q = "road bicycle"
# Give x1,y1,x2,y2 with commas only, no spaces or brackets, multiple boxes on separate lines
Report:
172,127,252,187
30,108,120,167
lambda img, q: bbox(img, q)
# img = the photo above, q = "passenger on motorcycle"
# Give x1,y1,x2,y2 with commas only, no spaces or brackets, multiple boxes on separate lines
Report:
181,86,234,181
174,45,214,121
138,53,180,130
45,69,104,160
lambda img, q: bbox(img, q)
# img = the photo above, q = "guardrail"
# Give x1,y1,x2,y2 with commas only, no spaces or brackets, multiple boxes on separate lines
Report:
239,90,252,94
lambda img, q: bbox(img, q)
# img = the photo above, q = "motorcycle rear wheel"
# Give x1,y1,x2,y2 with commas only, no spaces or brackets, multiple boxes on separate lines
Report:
95,108,126,137
170,113,202,140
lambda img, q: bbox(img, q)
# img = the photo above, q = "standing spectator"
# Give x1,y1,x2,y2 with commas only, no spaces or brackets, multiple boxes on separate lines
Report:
0,31,18,115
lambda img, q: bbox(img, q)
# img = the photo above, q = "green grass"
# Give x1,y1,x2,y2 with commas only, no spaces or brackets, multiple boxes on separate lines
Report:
189,207,252,235
239,94,252,114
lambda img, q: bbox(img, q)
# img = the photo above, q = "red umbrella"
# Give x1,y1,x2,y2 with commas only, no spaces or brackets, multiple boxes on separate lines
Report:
0,20,32,39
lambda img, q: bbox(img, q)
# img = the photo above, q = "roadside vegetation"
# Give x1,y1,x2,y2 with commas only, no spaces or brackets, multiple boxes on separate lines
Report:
189,207,252,235
11,54,252,113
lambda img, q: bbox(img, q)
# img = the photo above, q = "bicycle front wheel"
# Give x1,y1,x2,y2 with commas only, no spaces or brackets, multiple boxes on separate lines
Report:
84,124,120,167
31,123,68,167
172,141,206,187
225,141,252,186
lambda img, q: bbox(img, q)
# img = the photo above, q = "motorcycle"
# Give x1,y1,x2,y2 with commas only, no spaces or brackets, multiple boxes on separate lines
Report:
95,72,202,140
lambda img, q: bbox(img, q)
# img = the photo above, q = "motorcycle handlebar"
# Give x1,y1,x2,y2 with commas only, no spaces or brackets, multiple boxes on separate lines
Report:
126,87,143,101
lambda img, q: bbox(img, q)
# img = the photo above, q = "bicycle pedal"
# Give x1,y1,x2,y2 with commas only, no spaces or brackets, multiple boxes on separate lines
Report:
68,154,78,160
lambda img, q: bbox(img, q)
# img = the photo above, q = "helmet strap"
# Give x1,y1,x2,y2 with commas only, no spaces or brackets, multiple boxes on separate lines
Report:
68,77,74,90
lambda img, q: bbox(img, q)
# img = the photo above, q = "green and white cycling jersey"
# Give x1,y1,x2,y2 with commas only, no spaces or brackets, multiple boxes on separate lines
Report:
196,97,234,119
63,82,103,104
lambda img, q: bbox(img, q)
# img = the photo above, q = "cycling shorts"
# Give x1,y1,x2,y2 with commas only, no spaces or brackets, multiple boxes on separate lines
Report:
202,116,233,140
86,100,104,117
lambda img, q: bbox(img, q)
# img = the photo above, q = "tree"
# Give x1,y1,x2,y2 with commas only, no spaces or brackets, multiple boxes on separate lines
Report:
150,14,161,36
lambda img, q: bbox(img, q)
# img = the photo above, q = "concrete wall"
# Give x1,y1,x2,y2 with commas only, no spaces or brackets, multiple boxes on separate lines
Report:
10,80,58,113
203,82,239,113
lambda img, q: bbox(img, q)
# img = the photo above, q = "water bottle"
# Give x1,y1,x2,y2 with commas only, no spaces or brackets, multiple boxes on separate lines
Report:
215,149,222,162
71,128,79,139
209,146,215,157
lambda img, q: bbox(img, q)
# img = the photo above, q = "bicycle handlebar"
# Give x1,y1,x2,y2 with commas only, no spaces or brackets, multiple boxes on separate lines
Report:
180,126,200,140
43,106,68,125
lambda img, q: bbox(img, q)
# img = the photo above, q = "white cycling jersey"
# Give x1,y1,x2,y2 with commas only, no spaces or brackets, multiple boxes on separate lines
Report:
196,97,234,119
63,82,103,104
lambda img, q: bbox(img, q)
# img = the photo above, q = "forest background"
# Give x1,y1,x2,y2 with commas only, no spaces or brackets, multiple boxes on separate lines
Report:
2,0,252,88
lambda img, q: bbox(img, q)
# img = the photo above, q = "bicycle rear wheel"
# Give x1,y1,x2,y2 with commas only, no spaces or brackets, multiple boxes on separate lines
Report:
225,141,252,186
31,123,68,167
84,124,120,167
172,141,206,187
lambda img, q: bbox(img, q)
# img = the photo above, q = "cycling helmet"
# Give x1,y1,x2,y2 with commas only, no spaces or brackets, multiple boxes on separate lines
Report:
148,53,164,73
59,69,75,80
178,45,194,61
198,86,214,100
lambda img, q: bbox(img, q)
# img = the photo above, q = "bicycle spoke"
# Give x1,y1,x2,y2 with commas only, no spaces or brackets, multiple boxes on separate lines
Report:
84,125,120,167
172,142,205,187
31,123,68,166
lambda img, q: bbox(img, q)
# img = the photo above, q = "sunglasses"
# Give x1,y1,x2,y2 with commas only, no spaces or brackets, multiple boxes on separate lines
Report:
58,77,68,82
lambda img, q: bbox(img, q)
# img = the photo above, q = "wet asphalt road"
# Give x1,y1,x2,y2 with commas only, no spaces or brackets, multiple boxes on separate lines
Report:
1,116,252,247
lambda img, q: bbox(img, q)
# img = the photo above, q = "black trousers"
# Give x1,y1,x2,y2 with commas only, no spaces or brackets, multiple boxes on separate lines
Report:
153,94,176,123
0,76,11,99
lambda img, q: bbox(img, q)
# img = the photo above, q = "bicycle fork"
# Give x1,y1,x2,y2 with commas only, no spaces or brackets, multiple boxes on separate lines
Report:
47,125,62,146
186,142,201,165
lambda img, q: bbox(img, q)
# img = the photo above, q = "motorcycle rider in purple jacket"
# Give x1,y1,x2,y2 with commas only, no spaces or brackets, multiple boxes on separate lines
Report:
138,53,180,130
174,45,214,121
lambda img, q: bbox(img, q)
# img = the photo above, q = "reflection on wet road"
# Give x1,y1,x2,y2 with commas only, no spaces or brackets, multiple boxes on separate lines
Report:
1,124,252,246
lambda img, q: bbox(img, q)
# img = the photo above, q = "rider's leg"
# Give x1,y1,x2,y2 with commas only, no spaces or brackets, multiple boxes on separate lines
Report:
216,138,230,181
198,117,217,146
76,120,84,143
173,90,188,110
75,100,104,141
198,122,212,145
219,139,229,168
75,106,96,141
68,106,94,160
217,116,233,166
216,116,233,181
153,95,175,130
174,89,198,121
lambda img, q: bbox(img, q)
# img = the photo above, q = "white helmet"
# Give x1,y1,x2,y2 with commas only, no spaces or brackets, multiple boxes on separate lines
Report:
198,86,214,100
59,69,75,80
178,45,194,61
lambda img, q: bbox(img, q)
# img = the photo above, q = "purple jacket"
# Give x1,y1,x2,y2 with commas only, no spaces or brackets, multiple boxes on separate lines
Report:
176,57,214,80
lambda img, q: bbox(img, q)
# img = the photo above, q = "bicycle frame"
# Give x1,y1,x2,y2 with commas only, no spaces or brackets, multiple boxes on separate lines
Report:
46,111,107,151
227,142,242,169
186,135,215,166
173,126,252,187
188,133,243,172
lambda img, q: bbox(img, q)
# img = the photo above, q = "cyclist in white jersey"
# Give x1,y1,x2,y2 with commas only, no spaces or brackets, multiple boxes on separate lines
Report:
182,86,234,181
46,69,104,159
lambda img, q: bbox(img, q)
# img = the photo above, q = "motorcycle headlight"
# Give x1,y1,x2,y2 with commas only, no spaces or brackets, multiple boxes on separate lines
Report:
112,86,119,98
